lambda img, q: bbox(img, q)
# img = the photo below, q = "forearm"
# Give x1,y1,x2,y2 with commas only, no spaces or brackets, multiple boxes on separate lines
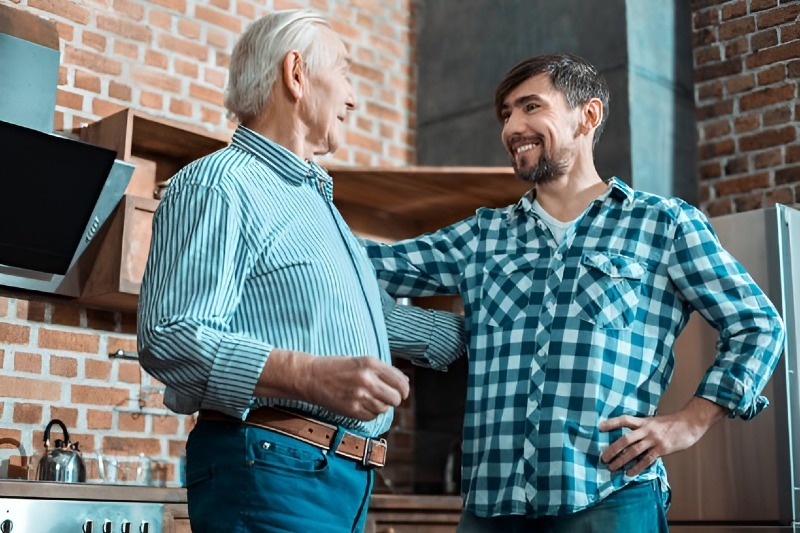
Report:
678,395,729,440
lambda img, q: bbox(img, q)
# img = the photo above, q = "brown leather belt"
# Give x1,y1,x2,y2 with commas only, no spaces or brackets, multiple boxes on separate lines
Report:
199,407,387,468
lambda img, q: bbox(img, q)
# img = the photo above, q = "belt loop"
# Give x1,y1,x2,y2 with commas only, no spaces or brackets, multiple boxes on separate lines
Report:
330,425,346,454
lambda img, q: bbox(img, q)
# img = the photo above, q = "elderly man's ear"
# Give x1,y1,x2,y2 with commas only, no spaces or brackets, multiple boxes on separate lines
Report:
578,98,603,136
282,50,305,101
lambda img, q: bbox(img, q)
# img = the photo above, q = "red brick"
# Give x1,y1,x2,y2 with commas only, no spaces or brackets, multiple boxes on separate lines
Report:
14,352,42,374
119,412,146,432
50,355,78,377
719,16,756,40
722,0,747,20
64,46,123,76
694,46,722,66
150,0,187,14
700,138,736,158
740,84,795,111
118,362,141,384
725,36,750,57
707,198,732,217
71,384,129,406
758,65,786,86
757,3,800,29
189,83,223,106
50,406,79,429
131,66,182,92
178,18,201,40
51,304,81,327
785,21,800,42
96,13,151,42
0,428,22,445
82,30,107,52
87,409,113,430
145,50,169,70
776,165,800,185
101,436,161,456
56,88,83,111
85,359,112,380
157,33,209,62
751,0,778,11
765,187,795,206
751,28,779,51
120,313,137,334
740,126,796,151
0,376,61,401
38,329,98,353
29,0,91,24
696,99,735,120
169,98,193,117
734,113,761,133
74,70,101,93
0,323,31,345
716,173,771,196
763,106,792,127
734,192,765,212
114,40,139,60
0,298,7,318
697,80,723,100
13,403,43,424
724,156,750,175
140,91,164,111
754,149,783,168
92,99,126,118
787,144,800,163
700,162,723,180
86,308,117,332
725,73,755,94
746,41,800,68
112,0,145,20
152,415,179,435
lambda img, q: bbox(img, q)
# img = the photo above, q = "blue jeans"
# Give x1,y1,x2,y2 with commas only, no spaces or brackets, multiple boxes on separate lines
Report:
185,418,374,533
457,480,669,533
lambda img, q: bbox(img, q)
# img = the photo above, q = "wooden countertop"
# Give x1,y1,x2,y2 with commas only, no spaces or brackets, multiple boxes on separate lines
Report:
0,479,463,510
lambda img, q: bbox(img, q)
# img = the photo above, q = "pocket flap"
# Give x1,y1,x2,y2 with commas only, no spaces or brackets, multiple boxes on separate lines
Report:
483,253,539,276
581,252,644,279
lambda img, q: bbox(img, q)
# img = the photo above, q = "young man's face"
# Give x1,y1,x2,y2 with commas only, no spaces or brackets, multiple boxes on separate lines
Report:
499,73,581,184
301,26,356,157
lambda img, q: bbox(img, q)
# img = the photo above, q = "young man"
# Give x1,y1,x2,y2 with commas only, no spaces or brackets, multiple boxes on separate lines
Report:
365,53,785,532
137,9,463,532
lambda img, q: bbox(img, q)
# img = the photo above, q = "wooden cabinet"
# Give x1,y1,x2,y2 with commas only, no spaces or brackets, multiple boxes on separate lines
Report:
76,194,158,312
365,495,462,533
162,503,191,533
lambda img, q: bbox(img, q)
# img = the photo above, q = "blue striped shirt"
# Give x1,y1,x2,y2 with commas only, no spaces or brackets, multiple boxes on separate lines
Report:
365,178,785,517
137,126,464,437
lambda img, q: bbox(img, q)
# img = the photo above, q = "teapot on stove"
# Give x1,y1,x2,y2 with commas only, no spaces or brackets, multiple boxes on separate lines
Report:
37,419,86,483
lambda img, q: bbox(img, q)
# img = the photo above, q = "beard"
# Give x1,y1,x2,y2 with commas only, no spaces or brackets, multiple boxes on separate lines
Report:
513,147,570,185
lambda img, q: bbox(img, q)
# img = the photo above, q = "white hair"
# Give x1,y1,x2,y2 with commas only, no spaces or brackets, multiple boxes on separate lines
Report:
224,9,334,123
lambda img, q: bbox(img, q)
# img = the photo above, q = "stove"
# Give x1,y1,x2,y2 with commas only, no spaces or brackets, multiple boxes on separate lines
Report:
0,497,163,533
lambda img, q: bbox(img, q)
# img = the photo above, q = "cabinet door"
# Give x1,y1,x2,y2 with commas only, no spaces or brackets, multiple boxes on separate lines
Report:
163,503,191,533
77,194,158,312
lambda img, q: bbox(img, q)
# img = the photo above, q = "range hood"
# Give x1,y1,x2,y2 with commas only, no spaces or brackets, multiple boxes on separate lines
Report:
0,4,134,297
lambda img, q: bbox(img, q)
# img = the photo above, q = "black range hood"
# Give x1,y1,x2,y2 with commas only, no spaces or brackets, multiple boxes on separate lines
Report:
0,119,134,295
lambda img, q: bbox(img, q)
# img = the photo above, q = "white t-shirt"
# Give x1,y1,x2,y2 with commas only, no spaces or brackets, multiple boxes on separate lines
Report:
532,199,576,245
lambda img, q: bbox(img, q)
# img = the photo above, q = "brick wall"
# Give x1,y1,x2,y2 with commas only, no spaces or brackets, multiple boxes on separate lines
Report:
0,0,417,489
692,0,800,215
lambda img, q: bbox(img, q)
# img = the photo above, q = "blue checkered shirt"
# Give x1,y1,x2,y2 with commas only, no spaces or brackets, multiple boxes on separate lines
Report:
365,177,784,517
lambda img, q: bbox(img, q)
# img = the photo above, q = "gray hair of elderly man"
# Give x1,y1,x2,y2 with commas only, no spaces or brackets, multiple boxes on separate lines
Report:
224,8,337,124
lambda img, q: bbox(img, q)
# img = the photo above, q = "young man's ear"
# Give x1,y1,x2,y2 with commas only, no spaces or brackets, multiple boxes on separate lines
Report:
579,98,603,136
282,50,305,101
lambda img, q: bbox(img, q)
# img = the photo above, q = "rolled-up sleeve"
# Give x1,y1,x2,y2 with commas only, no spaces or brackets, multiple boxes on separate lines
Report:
666,203,785,420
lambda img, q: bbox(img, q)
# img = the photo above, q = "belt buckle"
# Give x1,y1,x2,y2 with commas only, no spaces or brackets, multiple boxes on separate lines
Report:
361,437,374,467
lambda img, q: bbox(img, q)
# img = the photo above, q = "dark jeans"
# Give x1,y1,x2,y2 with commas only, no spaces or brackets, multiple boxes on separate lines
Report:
185,418,374,533
457,480,669,533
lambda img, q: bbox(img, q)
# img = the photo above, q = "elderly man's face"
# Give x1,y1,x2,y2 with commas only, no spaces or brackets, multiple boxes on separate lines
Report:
301,26,356,157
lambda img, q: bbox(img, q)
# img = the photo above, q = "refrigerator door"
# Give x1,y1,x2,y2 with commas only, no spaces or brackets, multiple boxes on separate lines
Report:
660,206,799,524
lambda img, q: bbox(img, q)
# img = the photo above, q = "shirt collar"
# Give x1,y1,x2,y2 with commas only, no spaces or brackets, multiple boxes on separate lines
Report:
230,126,329,190
513,176,633,216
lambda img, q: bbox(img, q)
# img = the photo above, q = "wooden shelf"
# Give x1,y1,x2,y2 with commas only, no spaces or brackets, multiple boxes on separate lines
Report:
77,108,229,198
326,165,530,240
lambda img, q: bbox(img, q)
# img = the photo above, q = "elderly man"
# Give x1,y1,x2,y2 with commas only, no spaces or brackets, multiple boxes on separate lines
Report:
365,53,785,532
137,9,463,533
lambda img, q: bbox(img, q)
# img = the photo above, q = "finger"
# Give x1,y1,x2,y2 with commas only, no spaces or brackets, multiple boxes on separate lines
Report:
625,450,659,477
601,432,634,464
606,439,650,471
373,362,411,400
599,414,640,432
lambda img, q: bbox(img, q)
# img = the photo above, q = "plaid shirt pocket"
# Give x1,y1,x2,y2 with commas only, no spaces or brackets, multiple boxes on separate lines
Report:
570,252,645,329
479,253,539,327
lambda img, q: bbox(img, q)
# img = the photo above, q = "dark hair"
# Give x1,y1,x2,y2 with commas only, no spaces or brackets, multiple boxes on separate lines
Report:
494,53,610,150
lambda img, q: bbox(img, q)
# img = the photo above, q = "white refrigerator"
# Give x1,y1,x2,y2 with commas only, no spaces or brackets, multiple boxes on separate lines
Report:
660,204,800,532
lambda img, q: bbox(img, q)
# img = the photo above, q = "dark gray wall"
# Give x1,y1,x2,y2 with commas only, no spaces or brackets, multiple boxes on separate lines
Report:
415,0,631,182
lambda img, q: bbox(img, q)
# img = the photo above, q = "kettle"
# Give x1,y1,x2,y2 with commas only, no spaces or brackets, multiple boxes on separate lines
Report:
37,419,86,483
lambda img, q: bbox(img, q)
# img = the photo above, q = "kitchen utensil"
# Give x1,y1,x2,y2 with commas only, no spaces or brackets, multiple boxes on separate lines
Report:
37,419,86,483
